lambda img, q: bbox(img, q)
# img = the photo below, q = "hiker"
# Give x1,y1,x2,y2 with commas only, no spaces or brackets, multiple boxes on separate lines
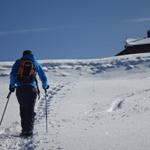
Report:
9,50,49,137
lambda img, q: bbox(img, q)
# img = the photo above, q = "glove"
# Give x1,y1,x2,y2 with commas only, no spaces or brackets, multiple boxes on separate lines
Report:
9,85,15,92
46,85,50,89
42,84,49,90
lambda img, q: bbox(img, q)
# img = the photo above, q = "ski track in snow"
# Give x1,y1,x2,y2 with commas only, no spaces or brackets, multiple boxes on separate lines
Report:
0,84,65,150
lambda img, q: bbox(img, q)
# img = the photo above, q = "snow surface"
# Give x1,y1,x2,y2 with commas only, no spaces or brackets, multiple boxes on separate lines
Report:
1,53,150,149
126,37,150,46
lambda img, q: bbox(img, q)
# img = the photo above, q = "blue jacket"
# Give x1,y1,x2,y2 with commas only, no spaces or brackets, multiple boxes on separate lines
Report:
10,54,49,89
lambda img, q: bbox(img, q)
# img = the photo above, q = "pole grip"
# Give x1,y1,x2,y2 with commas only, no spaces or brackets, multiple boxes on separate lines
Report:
6,91,11,99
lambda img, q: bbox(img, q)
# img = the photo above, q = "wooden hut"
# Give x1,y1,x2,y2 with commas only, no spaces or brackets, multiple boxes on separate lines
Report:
116,31,150,56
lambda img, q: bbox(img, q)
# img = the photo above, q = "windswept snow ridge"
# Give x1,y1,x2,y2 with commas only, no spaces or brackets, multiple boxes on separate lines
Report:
1,53,150,78
107,97,125,112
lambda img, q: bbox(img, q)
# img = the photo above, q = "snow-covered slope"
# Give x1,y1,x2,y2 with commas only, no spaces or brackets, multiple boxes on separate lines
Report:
1,53,150,149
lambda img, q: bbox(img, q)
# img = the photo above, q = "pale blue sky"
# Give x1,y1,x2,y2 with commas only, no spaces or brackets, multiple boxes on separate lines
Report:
0,0,150,60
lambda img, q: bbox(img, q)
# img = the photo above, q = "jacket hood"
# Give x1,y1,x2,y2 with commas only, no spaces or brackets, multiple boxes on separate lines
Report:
21,54,35,62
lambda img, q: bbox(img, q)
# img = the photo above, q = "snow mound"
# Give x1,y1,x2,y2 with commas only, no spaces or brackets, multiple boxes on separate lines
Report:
107,98,125,112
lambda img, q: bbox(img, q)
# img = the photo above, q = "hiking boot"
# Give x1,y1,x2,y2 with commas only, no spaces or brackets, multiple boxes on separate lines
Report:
20,130,33,137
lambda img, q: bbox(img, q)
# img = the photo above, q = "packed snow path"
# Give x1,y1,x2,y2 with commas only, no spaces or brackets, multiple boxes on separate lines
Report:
0,84,66,150
1,53,150,149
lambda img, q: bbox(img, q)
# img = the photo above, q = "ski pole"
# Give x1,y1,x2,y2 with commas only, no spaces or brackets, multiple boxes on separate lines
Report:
0,92,12,126
45,89,48,132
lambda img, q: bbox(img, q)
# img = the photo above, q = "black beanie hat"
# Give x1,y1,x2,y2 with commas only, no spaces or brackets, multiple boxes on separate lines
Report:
23,50,32,56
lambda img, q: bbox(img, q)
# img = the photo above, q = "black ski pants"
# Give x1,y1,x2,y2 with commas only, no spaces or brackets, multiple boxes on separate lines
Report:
16,85,37,132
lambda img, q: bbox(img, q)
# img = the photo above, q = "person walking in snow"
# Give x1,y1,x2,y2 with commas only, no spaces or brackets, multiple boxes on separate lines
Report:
9,50,49,137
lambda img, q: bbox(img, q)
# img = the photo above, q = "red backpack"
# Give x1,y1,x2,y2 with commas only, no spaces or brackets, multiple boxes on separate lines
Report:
17,59,36,83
